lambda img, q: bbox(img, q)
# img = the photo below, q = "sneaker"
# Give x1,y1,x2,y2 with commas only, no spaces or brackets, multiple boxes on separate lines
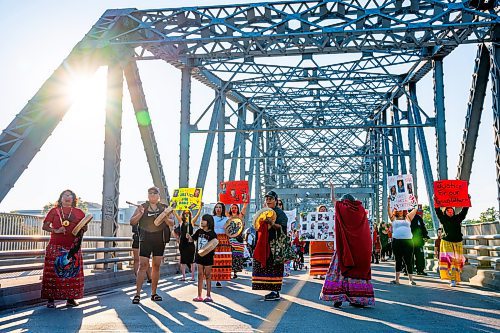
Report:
409,280,416,286
147,279,152,284
333,301,342,308
215,282,222,288
264,292,280,301
416,271,428,276
450,280,456,287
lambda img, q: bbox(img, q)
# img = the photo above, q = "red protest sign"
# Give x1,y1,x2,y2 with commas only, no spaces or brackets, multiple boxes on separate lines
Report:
433,180,471,208
219,180,249,204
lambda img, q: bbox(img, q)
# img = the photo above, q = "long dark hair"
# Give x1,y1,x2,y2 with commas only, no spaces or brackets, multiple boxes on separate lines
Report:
202,214,214,231
212,202,226,217
56,189,77,208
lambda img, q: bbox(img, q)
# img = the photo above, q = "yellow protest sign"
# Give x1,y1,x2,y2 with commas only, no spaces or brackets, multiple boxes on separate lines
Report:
171,188,203,210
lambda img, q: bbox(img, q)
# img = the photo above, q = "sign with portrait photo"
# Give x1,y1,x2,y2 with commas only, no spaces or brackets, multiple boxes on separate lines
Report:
171,188,203,210
299,212,335,241
219,180,250,204
388,174,417,211
285,209,297,234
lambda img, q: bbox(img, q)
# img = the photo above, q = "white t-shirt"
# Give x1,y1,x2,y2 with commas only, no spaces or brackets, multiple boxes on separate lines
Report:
213,215,228,234
392,219,412,239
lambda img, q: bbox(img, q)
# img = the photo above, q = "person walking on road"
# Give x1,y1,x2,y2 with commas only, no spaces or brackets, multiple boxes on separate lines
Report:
388,201,417,286
130,187,174,304
252,191,288,301
434,199,470,287
410,206,429,275
172,205,203,282
320,183,375,308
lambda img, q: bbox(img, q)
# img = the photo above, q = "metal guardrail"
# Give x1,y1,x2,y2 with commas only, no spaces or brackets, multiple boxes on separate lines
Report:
0,235,179,275
424,234,500,270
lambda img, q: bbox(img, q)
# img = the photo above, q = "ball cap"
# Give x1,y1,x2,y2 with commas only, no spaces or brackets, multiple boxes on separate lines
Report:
148,186,160,194
265,190,278,200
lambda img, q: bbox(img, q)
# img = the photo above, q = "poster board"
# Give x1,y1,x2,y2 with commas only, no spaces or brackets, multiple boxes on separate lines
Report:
388,174,417,211
171,188,203,210
285,209,297,234
433,180,471,208
299,212,335,241
219,180,250,204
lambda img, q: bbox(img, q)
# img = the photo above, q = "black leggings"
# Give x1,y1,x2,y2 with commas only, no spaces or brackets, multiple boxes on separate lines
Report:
392,239,414,274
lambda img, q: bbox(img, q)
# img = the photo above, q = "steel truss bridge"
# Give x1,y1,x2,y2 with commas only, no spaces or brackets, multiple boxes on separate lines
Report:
0,0,499,232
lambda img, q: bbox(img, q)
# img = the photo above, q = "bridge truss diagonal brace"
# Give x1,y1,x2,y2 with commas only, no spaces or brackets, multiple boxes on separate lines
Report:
457,44,491,182
489,33,500,211
123,61,170,203
409,82,439,229
433,58,448,180
196,91,223,190
101,64,123,268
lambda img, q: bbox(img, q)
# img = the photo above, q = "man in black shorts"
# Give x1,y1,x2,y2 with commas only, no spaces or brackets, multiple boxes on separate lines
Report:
130,187,174,304
132,224,152,283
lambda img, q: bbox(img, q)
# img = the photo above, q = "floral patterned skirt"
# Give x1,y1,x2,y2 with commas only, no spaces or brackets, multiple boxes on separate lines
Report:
41,243,84,300
320,251,375,306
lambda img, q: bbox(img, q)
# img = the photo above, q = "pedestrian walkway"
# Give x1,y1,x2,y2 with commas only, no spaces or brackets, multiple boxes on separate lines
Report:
0,263,499,332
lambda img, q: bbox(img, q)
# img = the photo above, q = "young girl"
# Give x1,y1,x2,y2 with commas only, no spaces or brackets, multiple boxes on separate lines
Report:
189,214,217,302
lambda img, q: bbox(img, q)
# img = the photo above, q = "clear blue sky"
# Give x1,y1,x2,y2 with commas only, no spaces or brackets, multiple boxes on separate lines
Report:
0,0,497,219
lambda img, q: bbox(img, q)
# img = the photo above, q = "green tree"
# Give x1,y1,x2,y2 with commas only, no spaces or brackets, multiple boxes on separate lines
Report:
421,205,434,231
479,207,499,223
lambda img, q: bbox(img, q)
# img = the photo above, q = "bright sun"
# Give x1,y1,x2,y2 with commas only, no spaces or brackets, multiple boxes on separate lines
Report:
66,68,107,121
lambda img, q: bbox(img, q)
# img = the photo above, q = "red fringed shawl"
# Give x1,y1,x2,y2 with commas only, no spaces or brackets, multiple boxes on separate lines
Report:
335,200,372,280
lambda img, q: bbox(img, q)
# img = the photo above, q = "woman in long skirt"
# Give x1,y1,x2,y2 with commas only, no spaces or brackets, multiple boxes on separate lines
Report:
227,203,247,278
434,203,469,287
213,203,232,287
252,191,288,301
320,184,375,308
41,190,88,308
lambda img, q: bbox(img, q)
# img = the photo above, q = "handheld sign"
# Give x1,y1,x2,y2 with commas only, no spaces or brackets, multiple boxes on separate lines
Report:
433,180,471,208
171,188,203,210
219,180,249,204
388,174,417,211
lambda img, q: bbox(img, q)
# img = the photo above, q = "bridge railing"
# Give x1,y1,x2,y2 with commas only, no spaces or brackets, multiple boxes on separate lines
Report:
0,235,179,275
424,234,500,270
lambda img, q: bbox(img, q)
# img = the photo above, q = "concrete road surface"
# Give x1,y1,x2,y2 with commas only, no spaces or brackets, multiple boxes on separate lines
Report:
0,263,499,332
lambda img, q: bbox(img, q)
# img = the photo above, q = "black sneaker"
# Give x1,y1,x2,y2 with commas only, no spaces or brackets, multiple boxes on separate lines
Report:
215,282,222,288
417,271,428,276
264,292,280,301
147,279,152,284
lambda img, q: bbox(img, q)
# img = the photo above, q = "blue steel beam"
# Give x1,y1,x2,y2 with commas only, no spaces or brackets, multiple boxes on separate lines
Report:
409,82,439,229
433,57,448,180
124,61,170,203
105,2,498,59
457,44,491,182
489,27,500,211
407,93,418,199
196,91,222,189
179,63,192,188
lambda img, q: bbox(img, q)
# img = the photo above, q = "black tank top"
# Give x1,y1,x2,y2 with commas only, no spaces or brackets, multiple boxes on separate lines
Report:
138,202,168,233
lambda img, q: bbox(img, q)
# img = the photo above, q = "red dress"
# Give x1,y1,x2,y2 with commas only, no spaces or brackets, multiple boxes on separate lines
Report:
41,207,86,300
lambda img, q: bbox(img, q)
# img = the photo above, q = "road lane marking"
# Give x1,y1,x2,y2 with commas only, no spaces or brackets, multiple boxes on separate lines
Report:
256,277,307,333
